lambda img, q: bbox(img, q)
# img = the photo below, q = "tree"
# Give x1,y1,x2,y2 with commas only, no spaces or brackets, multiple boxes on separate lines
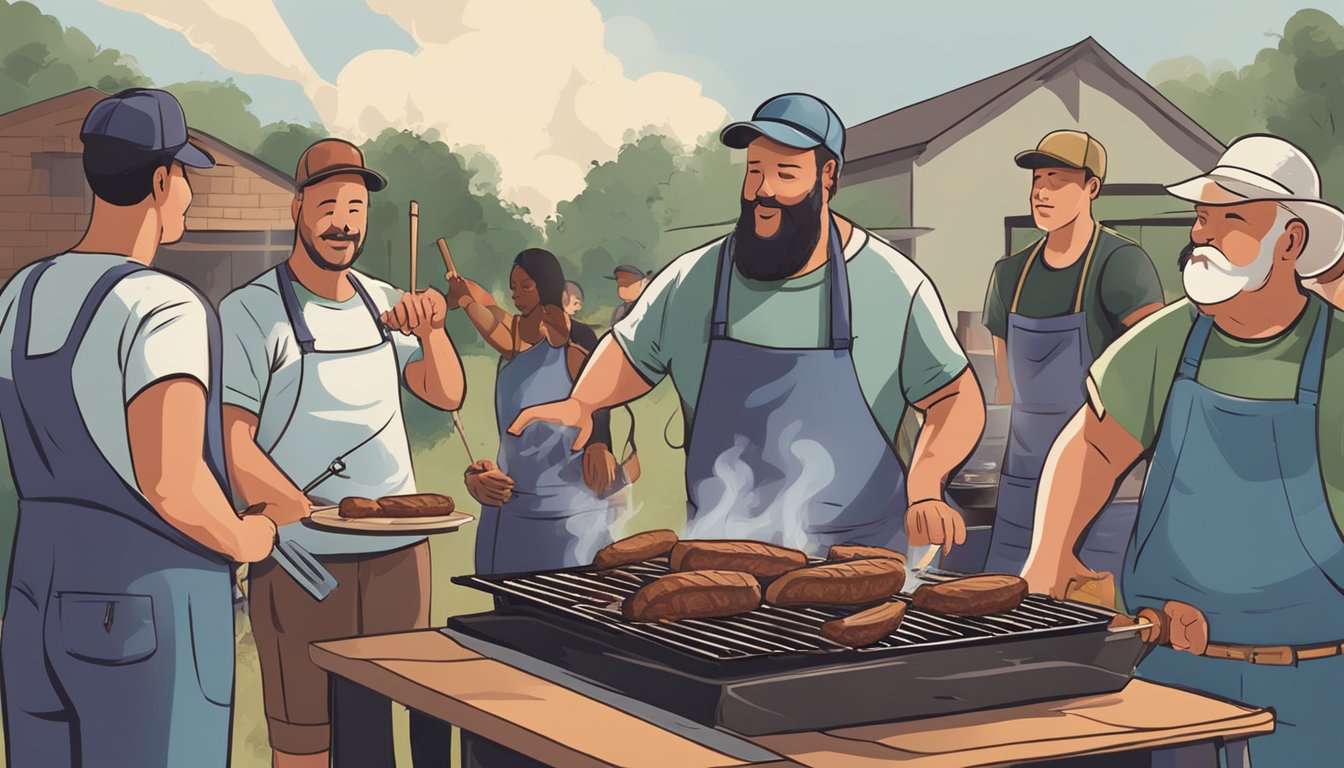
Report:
0,0,147,111
164,79,264,152
1152,8,1344,203
254,121,326,176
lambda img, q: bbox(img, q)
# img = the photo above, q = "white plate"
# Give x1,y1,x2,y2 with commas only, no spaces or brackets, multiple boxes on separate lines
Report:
304,506,475,535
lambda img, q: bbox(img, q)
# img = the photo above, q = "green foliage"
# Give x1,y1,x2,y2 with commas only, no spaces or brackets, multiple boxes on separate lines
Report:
163,79,264,151
1152,8,1344,203
0,0,148,112
254,121,326,176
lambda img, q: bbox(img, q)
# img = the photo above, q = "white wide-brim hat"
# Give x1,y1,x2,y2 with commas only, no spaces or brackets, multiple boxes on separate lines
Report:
1166,134,1344,278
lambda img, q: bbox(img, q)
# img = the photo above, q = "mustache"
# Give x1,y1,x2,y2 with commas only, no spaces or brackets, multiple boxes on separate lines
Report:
319,227,361,242
753,196,783,209
1182,243,1236,271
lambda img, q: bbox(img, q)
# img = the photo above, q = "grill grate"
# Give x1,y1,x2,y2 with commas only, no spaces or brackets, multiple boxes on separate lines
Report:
455,560,1116,662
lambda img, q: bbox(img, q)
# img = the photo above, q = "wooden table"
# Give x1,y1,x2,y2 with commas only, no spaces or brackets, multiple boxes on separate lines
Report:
311,630,1273,768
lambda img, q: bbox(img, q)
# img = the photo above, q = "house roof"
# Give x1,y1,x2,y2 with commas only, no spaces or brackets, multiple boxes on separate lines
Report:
845,37,1224,165
0,87,294,191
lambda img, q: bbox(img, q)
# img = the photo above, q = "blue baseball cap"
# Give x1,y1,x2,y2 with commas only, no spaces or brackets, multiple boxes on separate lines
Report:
720,93,846,172
80,89,214,172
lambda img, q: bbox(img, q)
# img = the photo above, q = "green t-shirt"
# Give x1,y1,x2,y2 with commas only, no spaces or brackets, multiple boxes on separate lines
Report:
982,226,1164,358
612,226,969,444
1089,294,1344,530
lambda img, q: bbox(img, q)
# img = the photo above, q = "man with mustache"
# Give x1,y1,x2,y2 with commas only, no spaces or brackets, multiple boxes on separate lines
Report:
511,93,985,560
1022,135,1344,765
219,138,465,767
980,131,1164,577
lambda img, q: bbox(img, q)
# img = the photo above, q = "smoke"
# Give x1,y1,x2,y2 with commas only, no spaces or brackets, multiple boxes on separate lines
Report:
101,0,728,217
686,422,837,555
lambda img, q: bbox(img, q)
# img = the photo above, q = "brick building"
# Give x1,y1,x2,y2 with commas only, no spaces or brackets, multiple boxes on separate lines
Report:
0,87,294,304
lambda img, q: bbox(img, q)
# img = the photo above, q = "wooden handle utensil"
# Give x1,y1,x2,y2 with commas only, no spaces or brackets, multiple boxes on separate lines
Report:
409,201,419,293
437,237,459,278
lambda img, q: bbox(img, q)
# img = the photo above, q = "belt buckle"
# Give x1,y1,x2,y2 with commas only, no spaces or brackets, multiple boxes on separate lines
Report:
1249,646,1294,666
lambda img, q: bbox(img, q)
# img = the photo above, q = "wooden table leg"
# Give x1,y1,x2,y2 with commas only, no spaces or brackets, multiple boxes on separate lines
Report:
1221,738,1251,768
330,674,396,767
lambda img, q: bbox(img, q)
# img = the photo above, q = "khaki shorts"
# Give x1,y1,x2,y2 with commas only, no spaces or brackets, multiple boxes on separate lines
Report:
249,542,430,755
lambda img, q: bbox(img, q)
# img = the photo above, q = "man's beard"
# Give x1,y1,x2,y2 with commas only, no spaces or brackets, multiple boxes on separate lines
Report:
733,180,825,281
1181,210,1288,306
300,226,365,272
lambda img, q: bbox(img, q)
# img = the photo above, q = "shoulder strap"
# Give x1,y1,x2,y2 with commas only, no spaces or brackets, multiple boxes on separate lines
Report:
1071,223,1103,314
710,237,732,340
276,262,317,354
1297,298,1329,406
345,271,392,343
1177,312,1215,381
510,314,521,357
1009,239,1045,314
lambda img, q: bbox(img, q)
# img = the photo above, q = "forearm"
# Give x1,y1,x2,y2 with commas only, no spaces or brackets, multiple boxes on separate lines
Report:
906,371,985,501
224,409,304,504
571,336,653,411
143,465,254,560
408,330,466,410
1025,411,1128,568
463,298,512,351
992,338,1012,405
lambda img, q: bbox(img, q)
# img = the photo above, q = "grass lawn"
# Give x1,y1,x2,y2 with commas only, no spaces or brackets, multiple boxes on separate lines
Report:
0,353,691,767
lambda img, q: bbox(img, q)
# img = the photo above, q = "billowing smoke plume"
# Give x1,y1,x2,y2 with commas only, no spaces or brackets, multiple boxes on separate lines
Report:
100,0,728,217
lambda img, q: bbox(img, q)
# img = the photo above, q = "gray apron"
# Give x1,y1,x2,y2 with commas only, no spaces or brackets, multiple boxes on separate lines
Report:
473,318,613,575
683,220,908,557
0,259,235,767
1124,301,1344,766
984,228,1138,577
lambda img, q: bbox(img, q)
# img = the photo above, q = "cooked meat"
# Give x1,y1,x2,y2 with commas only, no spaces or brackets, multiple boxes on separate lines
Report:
821,601,907,648
764,558,907,607
622,570,762,622
374,493,455,518
827,544,907,567
338,497,382,519
593,530,679,569
669,540,807,580
911,574,1028,616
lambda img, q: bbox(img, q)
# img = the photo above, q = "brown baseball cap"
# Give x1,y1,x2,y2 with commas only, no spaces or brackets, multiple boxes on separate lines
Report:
294,138,387,191
1015,130,1107,180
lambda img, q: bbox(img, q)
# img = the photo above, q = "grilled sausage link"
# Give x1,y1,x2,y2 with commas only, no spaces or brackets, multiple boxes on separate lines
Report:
765,558,907,607
593,530,679,569
338,497,382,518
827,544,907,567
669,540,807,580
911,574,1028,616
821,601,907,648
375,493,455,518
622,570,762,622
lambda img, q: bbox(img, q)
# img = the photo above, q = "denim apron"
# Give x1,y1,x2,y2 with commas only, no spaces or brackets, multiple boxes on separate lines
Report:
263,262,422,562
473,318,613,575
0,259,235,767
984,226,1138,577
682,220,908,557
1124,300,1344,766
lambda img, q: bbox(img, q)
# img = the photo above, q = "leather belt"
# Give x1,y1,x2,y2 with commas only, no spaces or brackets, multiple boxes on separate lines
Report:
1202,641,1344,666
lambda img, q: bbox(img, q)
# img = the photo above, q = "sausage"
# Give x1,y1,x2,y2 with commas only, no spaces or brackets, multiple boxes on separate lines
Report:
764,558,906,607
827,544,907,567
669,540,808,580
821,601,907,648
911,574,1028,616
338,497,382,518
375,493,455,518
622,570,762,622
593,530,679,569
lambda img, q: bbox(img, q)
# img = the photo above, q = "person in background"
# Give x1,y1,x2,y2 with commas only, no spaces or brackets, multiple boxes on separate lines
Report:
0,88,276,768
980,130,1164,578
562,279,585,318
220,138,465,768
608,264,649,326
1023,135,1344,765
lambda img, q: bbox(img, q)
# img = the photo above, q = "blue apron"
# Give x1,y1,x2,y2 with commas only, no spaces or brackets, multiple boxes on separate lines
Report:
683,220,908,557
0,259,235,767
474,319,613,575
1124,299,1344,766
984,228,1138,577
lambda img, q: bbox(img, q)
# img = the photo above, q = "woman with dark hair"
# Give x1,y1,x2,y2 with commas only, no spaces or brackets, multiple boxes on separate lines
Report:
446,249,620,574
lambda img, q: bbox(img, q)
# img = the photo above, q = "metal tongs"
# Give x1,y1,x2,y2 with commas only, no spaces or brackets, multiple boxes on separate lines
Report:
243,501,338,602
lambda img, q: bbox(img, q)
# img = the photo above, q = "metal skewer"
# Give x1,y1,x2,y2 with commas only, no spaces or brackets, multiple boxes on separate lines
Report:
452,411,477,466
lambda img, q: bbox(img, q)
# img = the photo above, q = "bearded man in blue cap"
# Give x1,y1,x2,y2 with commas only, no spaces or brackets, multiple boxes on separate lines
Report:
512,93,985,561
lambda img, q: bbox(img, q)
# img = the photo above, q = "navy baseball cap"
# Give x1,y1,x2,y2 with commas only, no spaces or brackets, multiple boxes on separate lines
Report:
80,89,214,172
721,93,846,172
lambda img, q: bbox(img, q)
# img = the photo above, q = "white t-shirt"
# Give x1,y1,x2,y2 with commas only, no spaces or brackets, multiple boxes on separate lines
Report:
219,266,421,461
0,252,211,492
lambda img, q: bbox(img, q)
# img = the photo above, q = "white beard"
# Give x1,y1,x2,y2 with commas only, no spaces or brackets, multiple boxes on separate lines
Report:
1182,211,1289,306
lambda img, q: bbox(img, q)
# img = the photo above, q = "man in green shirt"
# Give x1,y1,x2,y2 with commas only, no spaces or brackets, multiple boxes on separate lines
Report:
980,130,1165,576
509,92,985,559
1023,135,1344,766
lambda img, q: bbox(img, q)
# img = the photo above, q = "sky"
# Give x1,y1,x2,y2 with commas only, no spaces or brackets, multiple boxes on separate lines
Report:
32,0,1331,213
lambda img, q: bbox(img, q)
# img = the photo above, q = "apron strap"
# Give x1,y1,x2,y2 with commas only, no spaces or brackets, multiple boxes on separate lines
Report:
711,216,852,349
1177,313,1215,380
1009,223,1101,315
276,262,317,354
12,259,56,370
510,315,521,357
1297,299,1329,406
346,272,392,343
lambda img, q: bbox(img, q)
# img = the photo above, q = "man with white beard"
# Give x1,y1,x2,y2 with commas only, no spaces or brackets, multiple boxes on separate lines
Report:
1022,134,1344,766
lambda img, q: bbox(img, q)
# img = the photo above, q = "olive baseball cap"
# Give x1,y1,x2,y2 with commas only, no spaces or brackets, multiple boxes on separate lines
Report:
294,138,387,191
1015,130,1107,180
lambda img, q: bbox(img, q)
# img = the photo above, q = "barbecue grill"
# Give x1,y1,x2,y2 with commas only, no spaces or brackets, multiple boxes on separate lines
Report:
448,559,1151,735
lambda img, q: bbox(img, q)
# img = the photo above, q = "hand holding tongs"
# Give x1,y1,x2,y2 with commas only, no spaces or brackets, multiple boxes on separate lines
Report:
241,502,338,602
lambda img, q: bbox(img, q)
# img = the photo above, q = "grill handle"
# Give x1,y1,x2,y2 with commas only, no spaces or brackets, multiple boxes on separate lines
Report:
1106,607,1169,646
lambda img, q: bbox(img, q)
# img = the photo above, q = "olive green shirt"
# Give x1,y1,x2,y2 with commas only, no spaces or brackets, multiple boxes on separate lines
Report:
1089,295,1344,530
983,227,1164,358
